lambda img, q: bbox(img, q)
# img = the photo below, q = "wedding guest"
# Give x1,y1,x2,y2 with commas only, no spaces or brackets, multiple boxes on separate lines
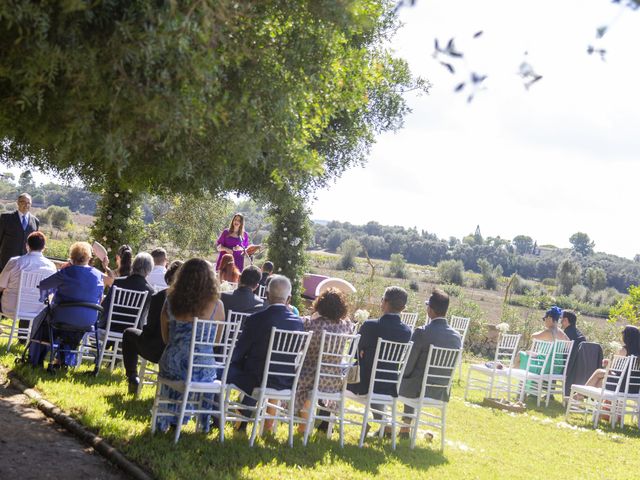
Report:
0,193,39,272
122,260,183,394
221,265,264,316
227,275,304,432
146,247,168,290
398,288,461,437
104,244,133,287
348,286,412,434
259,261,274,286
155,258,225,432
218,253,240,284
561,310,586,346
583,325,640,391
99,252,155,333
531,306,569,342
0,232,56,319
215,214,250,272
28,242,103,367
296,288,354,434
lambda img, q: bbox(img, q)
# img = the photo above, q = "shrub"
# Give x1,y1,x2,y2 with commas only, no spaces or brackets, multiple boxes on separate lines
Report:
478,258,502,290
337,238,361,270
41,205,73,230
448,293,486,349
388,253,407,279
500,305,539,348
511,275,535,295
437,259,464,286
442,283,462,297
609,284,640,325
542,278,556,287
408,280,419,292
585,266,607,291
591,287,623,307
556,258,582,295
570,284,589,303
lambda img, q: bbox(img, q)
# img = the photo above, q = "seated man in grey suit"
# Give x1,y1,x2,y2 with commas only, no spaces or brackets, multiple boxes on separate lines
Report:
399,288,461,436
221,265,264,317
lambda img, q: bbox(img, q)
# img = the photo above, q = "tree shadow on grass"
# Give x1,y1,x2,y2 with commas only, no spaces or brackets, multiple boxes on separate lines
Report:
123,426,448,478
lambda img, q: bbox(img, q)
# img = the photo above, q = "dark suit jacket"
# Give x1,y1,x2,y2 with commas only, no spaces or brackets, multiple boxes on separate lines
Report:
399,317,462,400
0,211,39,271
564,325,586,346
228,304,304,394
221,286,264,316
99,274,154,332
137,289,167,361
348,313,412,396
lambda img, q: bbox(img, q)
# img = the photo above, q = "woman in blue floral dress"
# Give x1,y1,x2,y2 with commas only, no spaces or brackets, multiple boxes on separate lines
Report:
155,258,225,433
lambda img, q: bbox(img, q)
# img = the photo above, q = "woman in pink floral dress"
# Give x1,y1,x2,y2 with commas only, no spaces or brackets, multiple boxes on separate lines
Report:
296,288,354,433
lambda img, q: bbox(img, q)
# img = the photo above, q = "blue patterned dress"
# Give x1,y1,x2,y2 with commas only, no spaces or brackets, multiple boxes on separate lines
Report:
155,302,218,432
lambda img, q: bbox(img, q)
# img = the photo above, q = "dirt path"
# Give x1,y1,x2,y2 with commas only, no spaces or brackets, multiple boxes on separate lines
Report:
0,370,128,480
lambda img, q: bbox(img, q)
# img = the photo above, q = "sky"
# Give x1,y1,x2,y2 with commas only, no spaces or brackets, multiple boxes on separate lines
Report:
2,1,638,259
311,0,640,260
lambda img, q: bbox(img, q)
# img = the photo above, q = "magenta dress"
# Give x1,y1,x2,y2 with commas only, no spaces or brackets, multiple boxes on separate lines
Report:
215,229,249,271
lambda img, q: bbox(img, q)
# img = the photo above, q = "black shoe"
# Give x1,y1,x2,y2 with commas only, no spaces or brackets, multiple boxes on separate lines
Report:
127,377,140,395
316,420,329,433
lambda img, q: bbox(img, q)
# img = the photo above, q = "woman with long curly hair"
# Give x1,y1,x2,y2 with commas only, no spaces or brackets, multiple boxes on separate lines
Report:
155,258,225,433
218,253,240,284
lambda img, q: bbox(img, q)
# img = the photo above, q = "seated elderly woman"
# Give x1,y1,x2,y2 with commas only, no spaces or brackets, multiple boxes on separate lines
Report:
295,288,354,434
28,242,104,368
99,252,155,334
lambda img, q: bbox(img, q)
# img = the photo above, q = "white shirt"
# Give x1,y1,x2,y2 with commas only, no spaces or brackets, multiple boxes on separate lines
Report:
146,265,167,291
0,251,57,318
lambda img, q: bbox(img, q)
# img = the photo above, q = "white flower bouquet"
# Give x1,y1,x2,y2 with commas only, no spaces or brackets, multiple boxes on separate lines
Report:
495,322,510,333
353,309,370,324
219,281,235,293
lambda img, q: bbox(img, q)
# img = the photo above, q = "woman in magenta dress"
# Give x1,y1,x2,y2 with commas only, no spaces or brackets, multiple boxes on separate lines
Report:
215,214,250,272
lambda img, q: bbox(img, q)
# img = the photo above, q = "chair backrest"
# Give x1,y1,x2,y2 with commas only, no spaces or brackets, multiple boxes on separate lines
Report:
623,355,640,396
550,339,574,376
527,339,553,373
368,338,413,396
227,309,251,327
185,318,241,385
257,284,267,299
260,327,313,391
16,270,50,318
419,346,461,400
450,316,471,343
104,286,149,333
602,355,630,394
312,331,360,394
399,312,419,331
494,333,522,367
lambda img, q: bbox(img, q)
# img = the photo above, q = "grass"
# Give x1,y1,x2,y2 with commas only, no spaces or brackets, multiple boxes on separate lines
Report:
2,340,639,480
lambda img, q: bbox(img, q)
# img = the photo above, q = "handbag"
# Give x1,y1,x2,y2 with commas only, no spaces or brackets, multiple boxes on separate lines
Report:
346,364,360,384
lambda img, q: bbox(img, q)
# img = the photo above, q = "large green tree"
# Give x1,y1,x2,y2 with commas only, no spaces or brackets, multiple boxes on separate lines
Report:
0,1,422,294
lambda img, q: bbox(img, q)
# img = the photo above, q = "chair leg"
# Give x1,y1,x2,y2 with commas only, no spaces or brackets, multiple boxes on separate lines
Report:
137,358,148,398
339,400,345,448
6,318,17,352
464,369,471,400
441,407,447,451
218,390,226,444
150,383,161,434
359,403,371,448
303,394,316,447
391,401,397,451
174,389,189,444
249,393,266,447
410,404,419,450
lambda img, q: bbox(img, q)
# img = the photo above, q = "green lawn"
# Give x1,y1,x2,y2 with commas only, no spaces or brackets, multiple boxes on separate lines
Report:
2,340,638,480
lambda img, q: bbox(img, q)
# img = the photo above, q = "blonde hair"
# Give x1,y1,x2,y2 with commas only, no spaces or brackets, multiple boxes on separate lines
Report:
69,242,92,265
228,213,245,237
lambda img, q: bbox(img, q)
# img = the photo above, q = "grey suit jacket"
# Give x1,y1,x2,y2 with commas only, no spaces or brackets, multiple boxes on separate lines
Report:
399,317,461,400
0,211,39,272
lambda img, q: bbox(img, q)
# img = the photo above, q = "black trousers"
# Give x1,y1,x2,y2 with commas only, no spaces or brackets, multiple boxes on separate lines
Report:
121,328,164,380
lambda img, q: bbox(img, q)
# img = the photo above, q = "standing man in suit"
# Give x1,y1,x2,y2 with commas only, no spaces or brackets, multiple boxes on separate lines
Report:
398,288,461,437
227,275,304,432
221,265,264,317
0,193,39,272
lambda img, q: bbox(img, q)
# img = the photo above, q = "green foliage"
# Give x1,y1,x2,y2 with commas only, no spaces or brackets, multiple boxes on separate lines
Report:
512,235,533,255
477,258,502,290
585,266,607,291
437,259,465,286
90,183,144,255
569,232,595,256
337,238,362,271
570,284,589,303
388,253,407,279
500,305,538,348
441,283,462,298
40,205,72,230
448,293,486,347
141,193,232,258
266,194,311,304
609,285,640,325
556,258,582,295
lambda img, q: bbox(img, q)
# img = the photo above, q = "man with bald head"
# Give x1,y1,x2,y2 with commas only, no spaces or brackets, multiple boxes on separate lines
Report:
0,193,40,272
